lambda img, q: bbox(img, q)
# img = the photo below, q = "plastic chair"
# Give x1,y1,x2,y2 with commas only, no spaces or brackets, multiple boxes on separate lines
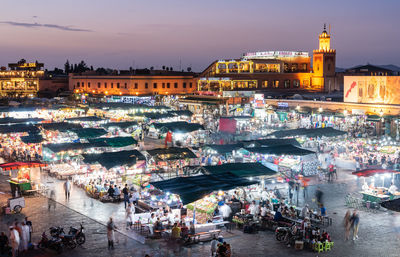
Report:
324,241,331,251
314,242,324,253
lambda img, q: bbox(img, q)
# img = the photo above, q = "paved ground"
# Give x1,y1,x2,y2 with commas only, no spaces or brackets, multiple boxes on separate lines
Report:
1,168,400,257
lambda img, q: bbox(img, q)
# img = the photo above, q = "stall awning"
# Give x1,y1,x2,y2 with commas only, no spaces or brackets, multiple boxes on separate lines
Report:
201,162,277,177
248,138,301,147
43,142,108,153
82,150,145,169
0,124,40,134
102,121,138,129
66,116,104,122
0,161,47,171
146,147,197,160
153,122,204,133
203,143,244,154
151,173,257,205
0,117,44,125
352,169,399,177
268,127,346,138
21,133,43,144
88,137,138,147
167,110,193,117
38,122,83,131
71,128,108,138
245,145,315,156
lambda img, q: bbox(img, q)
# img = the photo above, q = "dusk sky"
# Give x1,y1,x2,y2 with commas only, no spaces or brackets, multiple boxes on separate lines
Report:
1,0,399,71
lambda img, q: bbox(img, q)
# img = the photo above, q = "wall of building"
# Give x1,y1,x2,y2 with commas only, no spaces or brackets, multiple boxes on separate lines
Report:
69,74,197,95
39,77,69,93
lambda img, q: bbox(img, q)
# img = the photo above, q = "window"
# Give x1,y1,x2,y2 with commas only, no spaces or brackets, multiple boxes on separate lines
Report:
124,83,127,89
262,81,269,88
183,82,187,88
284,63,289,72
302,63,307,71
117,83,120,88
284,80,290,88
111,83,113,89
167,83,170,88
153,83,157,89
293,79,300,88
77,82,80,88
189,82,192,88
291,64,298,72
145,83,148,89
82,82,85,87
134,83,138,89
272,80,279,88
328,63,331,71
104,82,107,88
303,79,310,87
174,83,178,88
88,82,91,88
162,83,165,89
98,82,101,88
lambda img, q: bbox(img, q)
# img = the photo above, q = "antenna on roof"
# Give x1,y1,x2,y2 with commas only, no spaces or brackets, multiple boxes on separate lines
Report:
324,23,326,31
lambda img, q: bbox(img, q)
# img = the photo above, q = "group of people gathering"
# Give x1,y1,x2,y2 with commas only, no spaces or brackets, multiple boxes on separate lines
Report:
0,217,32,257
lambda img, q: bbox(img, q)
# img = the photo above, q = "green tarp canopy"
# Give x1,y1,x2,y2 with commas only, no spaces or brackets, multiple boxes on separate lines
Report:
147,147,197,160
102,121,138,129
81,150,145,169
43,142,108,153
71,128,108,138
66,116,104,122
153,122,204,133
88,137,137,147
21,133,43,144
38,122,83,131
268,127,346,138
167,110,193,117
151,173,257,205
135,112,174,120
0,117,44,125
244,138,301,147
245,144,315,156
201,162,277,177
203,143,244,154
0,124,40,134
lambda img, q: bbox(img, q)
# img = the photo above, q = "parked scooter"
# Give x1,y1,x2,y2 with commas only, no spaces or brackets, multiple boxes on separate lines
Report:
68,222,86,245
38,232,63,254
49,226,77,249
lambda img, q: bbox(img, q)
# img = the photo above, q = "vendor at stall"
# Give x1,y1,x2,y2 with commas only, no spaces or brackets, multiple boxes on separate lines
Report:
388,183,398,195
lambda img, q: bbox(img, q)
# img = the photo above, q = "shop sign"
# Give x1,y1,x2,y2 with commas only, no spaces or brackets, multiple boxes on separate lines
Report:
277,102,289,108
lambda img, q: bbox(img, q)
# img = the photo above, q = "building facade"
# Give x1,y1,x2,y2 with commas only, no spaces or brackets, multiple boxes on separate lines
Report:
69,71,197,96
198,26,338,94
0,60,44,97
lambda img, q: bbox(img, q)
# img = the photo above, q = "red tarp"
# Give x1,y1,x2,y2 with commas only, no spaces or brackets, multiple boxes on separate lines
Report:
0,162,47,171
219,118,237,134
352,169,399,177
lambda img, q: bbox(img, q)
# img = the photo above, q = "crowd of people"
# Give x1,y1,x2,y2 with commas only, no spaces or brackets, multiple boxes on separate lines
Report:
0,217,32,257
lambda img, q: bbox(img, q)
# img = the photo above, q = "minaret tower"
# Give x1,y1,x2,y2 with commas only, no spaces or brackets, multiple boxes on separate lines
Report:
312,24,336,92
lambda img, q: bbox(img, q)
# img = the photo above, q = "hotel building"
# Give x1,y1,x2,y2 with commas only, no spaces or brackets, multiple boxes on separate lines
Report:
198,26,338,94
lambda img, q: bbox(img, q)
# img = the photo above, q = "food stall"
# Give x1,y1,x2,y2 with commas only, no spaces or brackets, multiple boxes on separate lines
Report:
353,169,400,203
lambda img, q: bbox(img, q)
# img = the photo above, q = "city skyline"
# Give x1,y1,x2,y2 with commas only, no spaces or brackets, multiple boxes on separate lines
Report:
1,0,399,71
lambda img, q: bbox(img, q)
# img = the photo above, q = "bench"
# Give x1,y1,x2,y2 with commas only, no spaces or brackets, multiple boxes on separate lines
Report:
186,229,221,244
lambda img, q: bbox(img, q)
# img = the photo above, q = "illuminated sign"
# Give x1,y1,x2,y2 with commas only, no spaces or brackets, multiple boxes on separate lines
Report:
277,102,289,108
19,63,37,68
344,76,400,105
253,93,265,108
199,77,231,81
243,51,309,59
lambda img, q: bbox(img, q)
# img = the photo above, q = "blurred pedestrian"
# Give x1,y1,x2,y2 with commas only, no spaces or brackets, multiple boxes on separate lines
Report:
107,217,117,250
24,217,32,243
20,222,29,252
9,227,19,257
350,210,360,240
315,187,324,205
211,235,218,256
122,184,129,209
63,178,71,200
343,210,351,240
48,189,56,211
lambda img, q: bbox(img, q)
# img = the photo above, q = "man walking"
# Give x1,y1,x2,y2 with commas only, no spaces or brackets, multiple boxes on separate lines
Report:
350,210,360,240
107,217,117,250
122,184,129,209
63,178,71,201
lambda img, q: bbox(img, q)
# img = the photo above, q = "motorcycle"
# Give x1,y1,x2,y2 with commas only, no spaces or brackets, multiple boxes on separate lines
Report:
49,226,77,249
275,226,290,241
38,232,63,254
68,222,86,245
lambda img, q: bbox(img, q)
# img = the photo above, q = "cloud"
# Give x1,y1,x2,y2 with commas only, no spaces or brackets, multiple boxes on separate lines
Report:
0,21,92,32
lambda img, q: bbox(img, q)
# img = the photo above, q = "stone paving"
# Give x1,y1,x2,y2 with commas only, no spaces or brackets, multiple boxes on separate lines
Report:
1,168,400,256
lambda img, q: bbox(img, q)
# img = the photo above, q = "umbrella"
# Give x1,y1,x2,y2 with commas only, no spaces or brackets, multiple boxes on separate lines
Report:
351,169,399,177
381,198,400,212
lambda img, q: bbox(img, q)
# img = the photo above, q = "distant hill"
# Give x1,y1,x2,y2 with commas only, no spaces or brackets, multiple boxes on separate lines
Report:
379,64,400,72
